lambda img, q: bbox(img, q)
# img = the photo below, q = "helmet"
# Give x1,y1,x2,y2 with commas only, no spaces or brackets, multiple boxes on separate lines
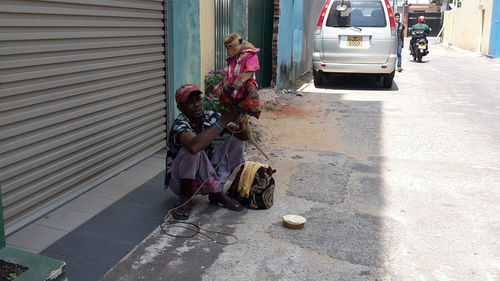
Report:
418,16,426,23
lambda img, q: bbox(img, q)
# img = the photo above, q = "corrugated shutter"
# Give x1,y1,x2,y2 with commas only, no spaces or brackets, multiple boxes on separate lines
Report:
0,0,167,234
215,0,232,70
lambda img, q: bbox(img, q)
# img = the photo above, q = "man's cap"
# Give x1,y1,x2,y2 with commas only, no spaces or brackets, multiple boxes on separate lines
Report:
175,84,202,104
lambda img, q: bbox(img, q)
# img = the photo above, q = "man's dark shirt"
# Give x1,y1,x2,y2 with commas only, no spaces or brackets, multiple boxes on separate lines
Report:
165,110,220,187
397,22,406,46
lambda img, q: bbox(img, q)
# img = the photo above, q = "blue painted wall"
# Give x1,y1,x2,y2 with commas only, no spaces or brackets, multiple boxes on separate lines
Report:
277,0,295,89
292,0,304,75
168,0,201,121
276,0,325,89
489,0,500,58
232,0,247,38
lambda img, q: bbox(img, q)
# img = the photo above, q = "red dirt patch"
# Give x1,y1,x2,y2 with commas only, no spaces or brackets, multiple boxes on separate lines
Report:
270,104,313,119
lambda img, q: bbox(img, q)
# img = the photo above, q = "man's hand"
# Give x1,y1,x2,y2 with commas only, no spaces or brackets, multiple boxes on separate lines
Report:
219,110,241,126
226,120,250,141
234,115,250,141
226,122,240,133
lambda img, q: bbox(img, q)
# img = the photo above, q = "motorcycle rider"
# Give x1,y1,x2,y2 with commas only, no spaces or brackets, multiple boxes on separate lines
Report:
409,16,430,55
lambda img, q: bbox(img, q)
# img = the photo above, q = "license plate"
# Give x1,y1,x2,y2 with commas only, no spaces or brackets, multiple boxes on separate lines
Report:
347,36,362,47
418,45,426,49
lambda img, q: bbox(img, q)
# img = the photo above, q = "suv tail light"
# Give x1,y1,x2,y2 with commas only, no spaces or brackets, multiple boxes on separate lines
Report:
384,0,396,35
316,0,332,34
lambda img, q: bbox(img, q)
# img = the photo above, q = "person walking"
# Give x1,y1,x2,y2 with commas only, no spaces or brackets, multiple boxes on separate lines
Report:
394,13,406,72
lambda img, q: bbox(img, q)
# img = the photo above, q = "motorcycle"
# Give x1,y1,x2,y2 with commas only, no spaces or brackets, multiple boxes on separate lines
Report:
410,30,428,63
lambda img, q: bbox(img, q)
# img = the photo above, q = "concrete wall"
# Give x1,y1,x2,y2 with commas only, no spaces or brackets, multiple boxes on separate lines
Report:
276,0,295,89
0,194,4,248
200,0,215,92
168,0,201,121
276,0,324,89
442,9,455,44
442,0,493,55
232,0,249,38
301,0,325,76
170,0,201,87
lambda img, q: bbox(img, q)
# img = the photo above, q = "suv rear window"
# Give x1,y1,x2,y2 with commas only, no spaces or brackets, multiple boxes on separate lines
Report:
326,1,387,28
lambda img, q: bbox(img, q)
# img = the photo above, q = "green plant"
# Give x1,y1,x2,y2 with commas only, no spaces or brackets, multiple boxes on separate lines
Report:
8,273,18,280
204,95,227,114
205,69,225,94
204,69,227,113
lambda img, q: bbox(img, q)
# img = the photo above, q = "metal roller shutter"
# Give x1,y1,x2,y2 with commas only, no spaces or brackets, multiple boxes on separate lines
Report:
215,0,232,70
0,0,167,235
408,12,442,36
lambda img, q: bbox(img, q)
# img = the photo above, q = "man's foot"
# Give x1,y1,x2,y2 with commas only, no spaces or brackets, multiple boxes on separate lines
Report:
208,192,244,211
171,197,192,220
397,68,403,72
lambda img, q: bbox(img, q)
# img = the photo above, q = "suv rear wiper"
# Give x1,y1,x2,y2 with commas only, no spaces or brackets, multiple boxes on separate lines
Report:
333,25,362,31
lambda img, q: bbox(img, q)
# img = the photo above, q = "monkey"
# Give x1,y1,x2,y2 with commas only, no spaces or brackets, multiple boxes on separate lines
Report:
213,33,262,119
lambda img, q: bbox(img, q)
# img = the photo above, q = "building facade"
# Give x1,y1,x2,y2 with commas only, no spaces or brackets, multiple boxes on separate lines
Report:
442,0,495,56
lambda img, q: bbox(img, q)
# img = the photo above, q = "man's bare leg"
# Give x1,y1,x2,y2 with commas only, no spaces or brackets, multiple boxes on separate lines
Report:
172,178,194,220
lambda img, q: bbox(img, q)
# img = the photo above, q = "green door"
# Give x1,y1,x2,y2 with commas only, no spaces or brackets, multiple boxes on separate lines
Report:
248,0,274,88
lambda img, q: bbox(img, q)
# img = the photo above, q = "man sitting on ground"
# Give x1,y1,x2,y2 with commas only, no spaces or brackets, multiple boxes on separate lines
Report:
165,84,249,220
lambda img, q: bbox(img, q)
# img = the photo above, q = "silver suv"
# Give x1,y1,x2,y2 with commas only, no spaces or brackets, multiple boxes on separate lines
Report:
313,0,397,88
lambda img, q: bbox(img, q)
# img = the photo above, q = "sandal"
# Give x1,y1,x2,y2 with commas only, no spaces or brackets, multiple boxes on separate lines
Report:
171,197,192,220
208,193,244,212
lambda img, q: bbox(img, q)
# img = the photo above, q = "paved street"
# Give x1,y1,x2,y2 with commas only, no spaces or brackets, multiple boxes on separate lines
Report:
103,43,500,281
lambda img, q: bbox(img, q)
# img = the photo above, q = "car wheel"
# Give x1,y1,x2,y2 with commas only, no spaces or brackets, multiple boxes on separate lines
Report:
313,70,323,87
383,72,394,89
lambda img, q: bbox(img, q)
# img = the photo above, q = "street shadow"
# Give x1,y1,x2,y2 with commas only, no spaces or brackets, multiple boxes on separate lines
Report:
317,73,400,91
41,171,175,281
409,59,430,64
101,196,247,281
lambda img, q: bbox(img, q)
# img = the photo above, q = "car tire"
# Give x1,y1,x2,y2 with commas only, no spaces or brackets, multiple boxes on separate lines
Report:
383,72,394,89
313,70,323,87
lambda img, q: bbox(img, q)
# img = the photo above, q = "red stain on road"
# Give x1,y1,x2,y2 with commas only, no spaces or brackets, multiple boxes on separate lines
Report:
271,104,313,119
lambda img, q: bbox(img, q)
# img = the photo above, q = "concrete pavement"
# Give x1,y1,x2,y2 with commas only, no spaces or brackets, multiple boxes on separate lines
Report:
102,43,500,281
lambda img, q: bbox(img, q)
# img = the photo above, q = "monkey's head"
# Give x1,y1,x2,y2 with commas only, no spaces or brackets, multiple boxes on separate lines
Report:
223,33,243,58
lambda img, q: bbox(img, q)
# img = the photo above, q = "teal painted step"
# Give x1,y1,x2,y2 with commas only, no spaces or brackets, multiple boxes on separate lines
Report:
1,188,6,248
0,247,66,281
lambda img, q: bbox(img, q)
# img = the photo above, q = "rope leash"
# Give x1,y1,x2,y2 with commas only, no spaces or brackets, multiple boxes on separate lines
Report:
160,167,239,245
